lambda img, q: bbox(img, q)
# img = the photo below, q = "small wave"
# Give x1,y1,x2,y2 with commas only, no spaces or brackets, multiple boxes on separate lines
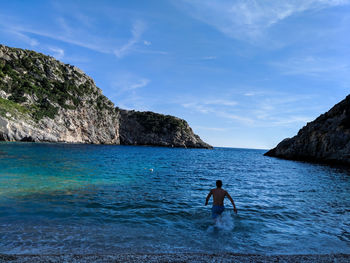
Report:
215,211,235,231
207,211,235,233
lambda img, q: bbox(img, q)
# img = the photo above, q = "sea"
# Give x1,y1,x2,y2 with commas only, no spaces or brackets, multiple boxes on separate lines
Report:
0,142,349,254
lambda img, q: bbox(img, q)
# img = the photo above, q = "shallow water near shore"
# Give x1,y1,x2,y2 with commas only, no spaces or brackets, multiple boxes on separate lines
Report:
0,142,349,254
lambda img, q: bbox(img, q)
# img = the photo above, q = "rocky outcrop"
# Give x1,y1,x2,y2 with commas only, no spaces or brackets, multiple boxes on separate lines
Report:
0,45,211,148
264,95,350,165
0,45,119,144
118,109,212,148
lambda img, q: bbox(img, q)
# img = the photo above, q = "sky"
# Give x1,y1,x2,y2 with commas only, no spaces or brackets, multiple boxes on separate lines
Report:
0,0,349,149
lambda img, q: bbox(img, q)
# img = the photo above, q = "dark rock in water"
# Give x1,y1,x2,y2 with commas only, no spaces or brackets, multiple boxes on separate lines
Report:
0,44,211,148
265,94,350,165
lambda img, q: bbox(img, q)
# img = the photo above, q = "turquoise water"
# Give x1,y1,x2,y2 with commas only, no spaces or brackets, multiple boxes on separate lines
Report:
0,142,349,254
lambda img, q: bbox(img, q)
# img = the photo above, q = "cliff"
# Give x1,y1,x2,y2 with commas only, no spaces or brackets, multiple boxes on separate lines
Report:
0,45,211,148
264,95,350,165
119,109,212,148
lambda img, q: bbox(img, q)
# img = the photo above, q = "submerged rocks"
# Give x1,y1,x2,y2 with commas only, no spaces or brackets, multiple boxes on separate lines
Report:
0,44,211,148
265,95,350,165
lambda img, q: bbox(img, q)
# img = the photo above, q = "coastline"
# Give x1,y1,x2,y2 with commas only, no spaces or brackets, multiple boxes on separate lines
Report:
1,253,349,263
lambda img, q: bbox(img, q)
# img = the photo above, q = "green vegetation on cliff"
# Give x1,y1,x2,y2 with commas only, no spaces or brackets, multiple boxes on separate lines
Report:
132,111,187,134
0,45,114,120
0,97,29,118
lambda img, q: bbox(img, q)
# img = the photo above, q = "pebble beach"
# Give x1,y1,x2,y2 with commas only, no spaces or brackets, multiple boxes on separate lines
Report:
1,253,350,263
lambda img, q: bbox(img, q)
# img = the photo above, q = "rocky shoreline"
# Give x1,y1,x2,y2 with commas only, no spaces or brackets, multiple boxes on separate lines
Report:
265,95,350,165
0,253,349,263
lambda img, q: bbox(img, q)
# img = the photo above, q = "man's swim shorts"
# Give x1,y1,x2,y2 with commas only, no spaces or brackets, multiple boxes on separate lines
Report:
212,205,225,219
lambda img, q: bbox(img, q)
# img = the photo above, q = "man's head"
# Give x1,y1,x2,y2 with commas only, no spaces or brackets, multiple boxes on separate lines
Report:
216,180,222,188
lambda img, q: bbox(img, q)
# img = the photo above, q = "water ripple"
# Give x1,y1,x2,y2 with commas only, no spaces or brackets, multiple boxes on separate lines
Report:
0,143,349,254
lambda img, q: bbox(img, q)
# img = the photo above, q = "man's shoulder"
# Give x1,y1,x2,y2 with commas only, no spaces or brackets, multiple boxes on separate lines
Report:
212,188,227,193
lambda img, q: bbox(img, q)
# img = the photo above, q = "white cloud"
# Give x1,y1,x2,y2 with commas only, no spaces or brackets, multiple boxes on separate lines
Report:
182,101,255,125
2,23,111,54
176,0,350,42
180,93,317,127
192,126,228,132
217,112,255,125
182,99,238,114
204,99,237,106
269,116,313,126
114,21,146,58
207,99,237,106
0,12,150,59
182,98,257,125
126,78,150,91
16,32,39,47
112,74,150,94
115,95,151,111
0,7,169,60
182,102,210,114
135,49,168,55
106,73,151,110
270,56,350,77
49,47,64,59
0,27,39,46
107,73,149,98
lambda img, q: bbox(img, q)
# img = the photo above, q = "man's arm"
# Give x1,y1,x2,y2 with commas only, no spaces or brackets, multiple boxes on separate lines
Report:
225,191,237,213
205,190,212,206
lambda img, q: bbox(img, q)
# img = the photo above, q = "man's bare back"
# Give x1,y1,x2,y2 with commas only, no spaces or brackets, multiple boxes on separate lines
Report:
205,180,237,216
210,188,228,206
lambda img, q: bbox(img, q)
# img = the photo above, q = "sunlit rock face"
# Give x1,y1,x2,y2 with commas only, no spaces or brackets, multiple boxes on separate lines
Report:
265,95,350,165
0,44,120,144
0,45,211,148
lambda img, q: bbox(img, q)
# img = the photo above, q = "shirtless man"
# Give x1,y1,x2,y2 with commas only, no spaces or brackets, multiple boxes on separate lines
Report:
205,180,237,219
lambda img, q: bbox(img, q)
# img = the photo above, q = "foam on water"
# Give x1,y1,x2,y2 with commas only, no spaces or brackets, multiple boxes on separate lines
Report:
215,211,235,231
206,211,235,234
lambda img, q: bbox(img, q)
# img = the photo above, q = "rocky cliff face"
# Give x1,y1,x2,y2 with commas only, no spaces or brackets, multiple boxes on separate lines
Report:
0,45,211,148
0,45,119,144
119,109,212,148
265,95,350,165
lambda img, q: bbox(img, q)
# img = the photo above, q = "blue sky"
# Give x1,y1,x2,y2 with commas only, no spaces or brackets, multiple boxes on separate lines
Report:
0,0,349,149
